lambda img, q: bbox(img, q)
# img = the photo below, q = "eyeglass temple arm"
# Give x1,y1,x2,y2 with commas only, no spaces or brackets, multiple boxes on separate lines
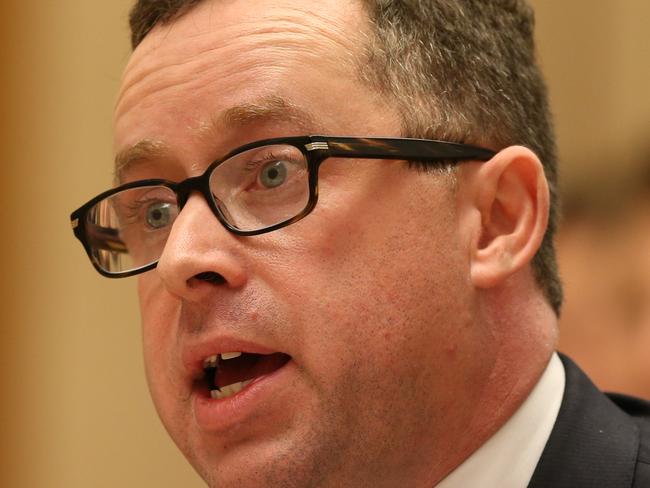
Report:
321,137,496,162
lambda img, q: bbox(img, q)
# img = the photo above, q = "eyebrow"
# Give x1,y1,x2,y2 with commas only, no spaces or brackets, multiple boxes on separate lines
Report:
114,95,322,183
219,95,321,131
114,139,169,183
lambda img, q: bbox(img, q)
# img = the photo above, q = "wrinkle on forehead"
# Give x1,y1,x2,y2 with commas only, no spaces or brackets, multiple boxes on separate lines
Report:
115,0,369,118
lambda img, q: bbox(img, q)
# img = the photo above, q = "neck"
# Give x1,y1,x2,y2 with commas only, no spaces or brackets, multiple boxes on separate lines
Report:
429,273,558,485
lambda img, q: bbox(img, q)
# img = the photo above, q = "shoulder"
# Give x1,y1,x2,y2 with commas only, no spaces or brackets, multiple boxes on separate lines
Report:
607,392,650,486
528,354,650,488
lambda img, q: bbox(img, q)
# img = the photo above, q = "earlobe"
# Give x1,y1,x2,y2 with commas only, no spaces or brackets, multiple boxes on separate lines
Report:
465,146,550,289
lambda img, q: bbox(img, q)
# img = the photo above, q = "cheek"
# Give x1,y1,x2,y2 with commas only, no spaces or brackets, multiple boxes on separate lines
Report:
137,277,198,456
137,277,182,408
274,177,469,393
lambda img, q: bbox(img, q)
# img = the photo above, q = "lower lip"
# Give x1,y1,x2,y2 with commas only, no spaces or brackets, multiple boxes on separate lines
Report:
192,359,294,432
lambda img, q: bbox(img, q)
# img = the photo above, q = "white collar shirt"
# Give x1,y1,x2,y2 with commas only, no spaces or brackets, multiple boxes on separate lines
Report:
436,353,566,488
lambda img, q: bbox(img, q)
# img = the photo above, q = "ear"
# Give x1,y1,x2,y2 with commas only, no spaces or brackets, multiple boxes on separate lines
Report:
460,146,550,289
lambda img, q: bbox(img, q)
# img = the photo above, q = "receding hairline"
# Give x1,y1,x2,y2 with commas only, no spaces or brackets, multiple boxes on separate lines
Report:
130,0,205,49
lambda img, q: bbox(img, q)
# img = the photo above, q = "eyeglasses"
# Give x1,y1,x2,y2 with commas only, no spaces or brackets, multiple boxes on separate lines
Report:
70,135,495,278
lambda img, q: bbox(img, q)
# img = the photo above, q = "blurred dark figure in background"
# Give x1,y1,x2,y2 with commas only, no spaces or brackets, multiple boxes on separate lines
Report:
559,160,650,400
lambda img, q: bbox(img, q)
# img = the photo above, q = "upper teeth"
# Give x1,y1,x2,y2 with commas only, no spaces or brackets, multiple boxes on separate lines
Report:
203,355,218,369
202,352,243,369
221,351,242,360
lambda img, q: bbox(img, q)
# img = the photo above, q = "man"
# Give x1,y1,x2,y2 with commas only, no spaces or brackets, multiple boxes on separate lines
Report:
70,0,649,486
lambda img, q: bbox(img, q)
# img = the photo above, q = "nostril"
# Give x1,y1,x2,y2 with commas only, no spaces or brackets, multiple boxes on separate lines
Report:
194,271,226,285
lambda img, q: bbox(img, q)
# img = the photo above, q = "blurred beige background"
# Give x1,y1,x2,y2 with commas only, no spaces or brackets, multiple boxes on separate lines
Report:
0,1,648,486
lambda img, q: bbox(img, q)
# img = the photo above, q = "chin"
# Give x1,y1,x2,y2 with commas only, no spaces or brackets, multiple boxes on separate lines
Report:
182,435,333,488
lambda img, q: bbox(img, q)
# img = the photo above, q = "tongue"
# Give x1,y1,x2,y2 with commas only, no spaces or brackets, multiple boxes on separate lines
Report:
216,353,290,388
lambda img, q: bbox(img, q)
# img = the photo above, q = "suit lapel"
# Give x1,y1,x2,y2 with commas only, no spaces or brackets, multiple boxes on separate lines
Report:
528,354,639,488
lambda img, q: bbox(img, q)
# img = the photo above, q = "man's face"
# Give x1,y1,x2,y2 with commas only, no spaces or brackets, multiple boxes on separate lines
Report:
114,1,496,486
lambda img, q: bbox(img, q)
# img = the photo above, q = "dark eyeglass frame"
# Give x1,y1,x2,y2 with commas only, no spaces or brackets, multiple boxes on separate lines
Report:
70,135,496,278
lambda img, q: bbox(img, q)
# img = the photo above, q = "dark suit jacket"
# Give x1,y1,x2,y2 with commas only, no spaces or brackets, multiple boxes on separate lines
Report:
528,354,650,487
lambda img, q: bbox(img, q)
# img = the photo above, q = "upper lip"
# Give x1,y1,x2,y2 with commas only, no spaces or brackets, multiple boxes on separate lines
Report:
182,335,284,383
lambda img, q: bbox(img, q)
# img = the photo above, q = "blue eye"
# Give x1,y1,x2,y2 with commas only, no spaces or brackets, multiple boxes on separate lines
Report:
146,202,174,229
259,161,288,189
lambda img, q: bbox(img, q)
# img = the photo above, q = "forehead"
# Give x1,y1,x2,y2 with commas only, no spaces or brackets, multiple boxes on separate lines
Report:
115,0,370,141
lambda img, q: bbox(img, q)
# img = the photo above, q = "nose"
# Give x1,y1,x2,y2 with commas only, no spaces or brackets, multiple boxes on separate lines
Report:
156,193,248,301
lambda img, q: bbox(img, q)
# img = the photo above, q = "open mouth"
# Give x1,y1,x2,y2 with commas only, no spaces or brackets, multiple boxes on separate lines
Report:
201,352,291,400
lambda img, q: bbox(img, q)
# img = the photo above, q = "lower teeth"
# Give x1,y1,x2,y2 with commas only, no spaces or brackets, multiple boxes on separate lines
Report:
210,380,252,399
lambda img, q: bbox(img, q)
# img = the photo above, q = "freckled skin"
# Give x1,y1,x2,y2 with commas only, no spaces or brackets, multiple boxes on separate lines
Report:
113,1,549,487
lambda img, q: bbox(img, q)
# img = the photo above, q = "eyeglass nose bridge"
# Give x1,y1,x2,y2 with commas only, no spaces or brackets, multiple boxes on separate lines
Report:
173,172,233,230
174,175,206,210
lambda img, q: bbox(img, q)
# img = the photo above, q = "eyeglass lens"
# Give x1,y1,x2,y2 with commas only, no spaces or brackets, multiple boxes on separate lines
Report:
83,144,311,274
